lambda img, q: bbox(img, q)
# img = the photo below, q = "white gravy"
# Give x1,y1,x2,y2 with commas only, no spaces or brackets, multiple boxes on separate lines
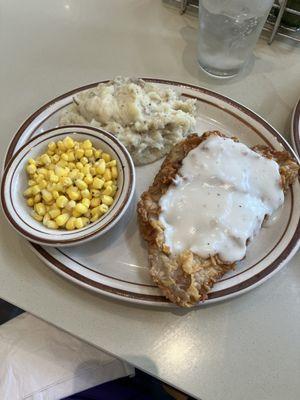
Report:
159,135,284,263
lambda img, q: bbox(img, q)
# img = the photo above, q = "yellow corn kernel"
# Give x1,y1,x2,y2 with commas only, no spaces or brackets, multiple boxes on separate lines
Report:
56,195,68,208
55,213,69,227
34,193,42,203
57,140,65,151
49,173,59,183
26,164,36,174
95,159,106,175
47,163,55,171
84,211,91,218
61,153,69,161
63,136,74,149
111,184,117,196
31,211,43,222
82,165,90,175
61,207,69,215
52,190,59,200
61,177,72,187
94,149,102,159
39,167,48,176
76,161,83,170
101,195,113,206
76,172,84,180
81,189,91,199
35,202,46,216
67,189,80,201
52,154,60,163
102,153,111,162
81,217,89,226
84,148,93,158
82,139,92,149
99,204,109,214
40,153,51,165
68,161,76,169
103,168,112,181
90,213,100,222
66,200,76,210
56,159,67,168
42,213,51,225
106,160,117,167
111,166,118,179
67,151,75,162
74,203,88,215
104,180,114,188
80,157,88,165
47,182,55,191
47,150,54,156
69,169,78,179
34,176,42,184
90,197,101,208
28,179,36,187
84,174,93,185
48,142,56,151
72,210,81,217
102,186,113,196
91,206,100,216
23,187,32,197
66,216,76,230
35,175,44,184
39,180,47,189
91,189,101,198
90,167,96,176
92,177,104,189
75,179,87,190
75,148,85,159
49,208,61,219
82,198,90,208
55,166,68,177
46,220,58,229
27,197,34,207
31,185,41,195
54,183,64,192
41,190,53,203
28,158,36,165
75,218,84,229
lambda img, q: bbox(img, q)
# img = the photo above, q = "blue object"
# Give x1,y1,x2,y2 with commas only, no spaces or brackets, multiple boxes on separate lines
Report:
63,369,176,400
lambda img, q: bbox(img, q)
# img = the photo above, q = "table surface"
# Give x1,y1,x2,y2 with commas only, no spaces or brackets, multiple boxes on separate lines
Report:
1,1,299,399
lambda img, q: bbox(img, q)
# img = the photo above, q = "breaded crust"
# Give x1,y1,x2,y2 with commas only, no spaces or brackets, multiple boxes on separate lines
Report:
137,131,299,307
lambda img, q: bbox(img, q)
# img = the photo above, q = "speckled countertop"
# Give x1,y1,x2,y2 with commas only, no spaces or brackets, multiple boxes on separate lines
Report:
0,1,299,399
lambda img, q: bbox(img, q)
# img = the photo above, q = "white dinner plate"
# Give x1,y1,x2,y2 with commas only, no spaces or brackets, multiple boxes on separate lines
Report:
4,79,300,307
291,98,300,156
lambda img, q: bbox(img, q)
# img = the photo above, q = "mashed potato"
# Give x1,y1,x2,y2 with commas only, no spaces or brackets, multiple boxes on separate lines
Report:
60,77,196,165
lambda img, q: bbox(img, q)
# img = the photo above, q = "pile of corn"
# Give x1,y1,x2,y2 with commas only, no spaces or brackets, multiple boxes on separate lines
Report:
23,136,118,230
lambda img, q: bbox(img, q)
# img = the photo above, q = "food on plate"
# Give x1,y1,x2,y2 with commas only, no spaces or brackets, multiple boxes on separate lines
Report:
23,136,118,230
137,131,299,307
60,77,196,165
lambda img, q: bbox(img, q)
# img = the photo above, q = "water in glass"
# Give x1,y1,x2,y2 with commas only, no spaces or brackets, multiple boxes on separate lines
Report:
198,0,274,77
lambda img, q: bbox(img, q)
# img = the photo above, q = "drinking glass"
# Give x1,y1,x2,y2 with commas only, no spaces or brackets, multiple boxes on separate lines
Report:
198,0,274,77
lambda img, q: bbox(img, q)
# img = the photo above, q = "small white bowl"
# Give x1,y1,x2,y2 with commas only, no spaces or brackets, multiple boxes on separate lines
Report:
1,125,135,246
